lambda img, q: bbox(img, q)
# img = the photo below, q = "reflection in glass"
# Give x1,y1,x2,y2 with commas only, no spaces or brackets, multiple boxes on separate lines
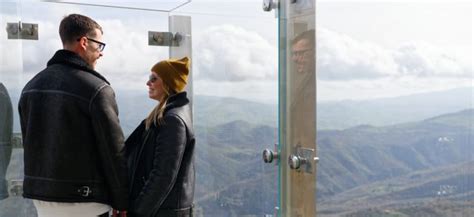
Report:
279,0,317,214
0,83,13,200
289,29,316,165
285,28,317,216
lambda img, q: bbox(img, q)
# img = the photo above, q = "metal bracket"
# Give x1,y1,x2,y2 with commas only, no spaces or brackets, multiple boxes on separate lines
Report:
6,22,38,40
288,146,318,174
263,0,277,11
148,31,182,47
263,0,279,18
262,144,279,165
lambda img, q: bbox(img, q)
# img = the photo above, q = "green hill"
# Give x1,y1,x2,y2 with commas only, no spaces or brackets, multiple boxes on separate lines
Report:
193,109,473,216
319,161,474,216
2,86,472,216
317,109,474,199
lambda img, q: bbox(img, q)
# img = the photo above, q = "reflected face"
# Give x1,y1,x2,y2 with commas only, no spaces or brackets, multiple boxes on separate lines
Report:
83,28,104,69
292,39,314,74
147,71,165,101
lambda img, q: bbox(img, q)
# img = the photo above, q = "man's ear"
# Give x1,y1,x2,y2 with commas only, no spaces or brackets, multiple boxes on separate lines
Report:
77,37,88,51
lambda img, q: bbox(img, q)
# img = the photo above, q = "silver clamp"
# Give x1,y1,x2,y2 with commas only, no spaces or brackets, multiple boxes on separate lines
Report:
148,31,183,47
262,144,279,164
6,21,38,40
288,146,318,173
263,149,279,163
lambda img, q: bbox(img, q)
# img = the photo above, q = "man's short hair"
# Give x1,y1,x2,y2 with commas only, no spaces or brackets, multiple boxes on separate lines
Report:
59,14,103,44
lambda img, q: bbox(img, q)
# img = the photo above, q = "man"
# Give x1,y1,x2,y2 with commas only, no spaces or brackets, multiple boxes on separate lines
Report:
0,82,13,201
18,14,128,217
289,28,316,160
291,29,315,75
288,29,317,216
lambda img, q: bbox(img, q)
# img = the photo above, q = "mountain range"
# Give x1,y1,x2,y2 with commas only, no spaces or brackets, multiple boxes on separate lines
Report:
191,109,473,216
7,86,472,133
1,87,472,216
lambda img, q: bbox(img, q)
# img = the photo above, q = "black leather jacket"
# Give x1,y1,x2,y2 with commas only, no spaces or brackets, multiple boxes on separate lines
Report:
0,83,13,199
126,92,195,217
18,50,129,210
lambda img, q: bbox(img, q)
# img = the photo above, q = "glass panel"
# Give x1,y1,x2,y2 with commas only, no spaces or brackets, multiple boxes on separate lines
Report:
171,2,279,216
316,2,473,217
169,15,193,104
1,1,279,217
2,1,171,216
41,0,191,12
0,1,32,216
279,0,317,216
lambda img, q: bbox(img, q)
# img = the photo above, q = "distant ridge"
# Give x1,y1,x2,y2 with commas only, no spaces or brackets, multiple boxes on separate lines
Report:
8,86,472,132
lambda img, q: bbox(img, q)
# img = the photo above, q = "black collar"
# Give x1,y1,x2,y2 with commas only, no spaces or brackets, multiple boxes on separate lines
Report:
47,49,110,85
164,91,189,113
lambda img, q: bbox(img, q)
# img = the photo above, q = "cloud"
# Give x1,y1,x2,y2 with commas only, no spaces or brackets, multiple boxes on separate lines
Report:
1,4,86,79
194,24,277,81
317,77,472,102
0,6,169,90
1,4,470,104
96,18,168,89
317,27,472,80
393,42,471,78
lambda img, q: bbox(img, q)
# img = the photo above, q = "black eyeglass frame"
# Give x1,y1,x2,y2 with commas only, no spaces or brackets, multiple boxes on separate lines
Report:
77,37,106,52
291,48,314,58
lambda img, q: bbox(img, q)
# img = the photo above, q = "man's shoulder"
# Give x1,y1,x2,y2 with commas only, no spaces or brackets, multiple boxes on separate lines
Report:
23,65,111,100
44,62,107,85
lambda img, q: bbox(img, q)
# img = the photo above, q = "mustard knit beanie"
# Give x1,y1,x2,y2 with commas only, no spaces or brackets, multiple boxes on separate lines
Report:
151,57,190,93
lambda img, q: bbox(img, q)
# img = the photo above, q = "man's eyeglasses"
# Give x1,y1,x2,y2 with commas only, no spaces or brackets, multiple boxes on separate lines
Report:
148,75,158,83
292,48,313,58
77,37,106,52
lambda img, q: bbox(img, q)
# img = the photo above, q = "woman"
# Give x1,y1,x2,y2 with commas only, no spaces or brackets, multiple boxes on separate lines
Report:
126,57,195,217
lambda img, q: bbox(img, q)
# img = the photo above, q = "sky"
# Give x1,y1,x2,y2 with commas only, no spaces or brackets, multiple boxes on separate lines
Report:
0,0,472,103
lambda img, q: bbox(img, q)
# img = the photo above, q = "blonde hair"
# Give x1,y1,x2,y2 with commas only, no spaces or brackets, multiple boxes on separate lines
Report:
145,80,173,130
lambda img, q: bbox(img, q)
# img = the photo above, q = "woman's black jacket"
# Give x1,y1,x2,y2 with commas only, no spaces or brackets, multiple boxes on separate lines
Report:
126,92,195,217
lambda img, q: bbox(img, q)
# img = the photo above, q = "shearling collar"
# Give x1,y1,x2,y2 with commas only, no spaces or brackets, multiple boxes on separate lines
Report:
47,49,110,85
164,91,189,113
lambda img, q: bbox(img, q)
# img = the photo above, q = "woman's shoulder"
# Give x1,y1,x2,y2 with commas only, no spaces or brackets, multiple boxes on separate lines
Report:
162,111,185,125
165,104,191,120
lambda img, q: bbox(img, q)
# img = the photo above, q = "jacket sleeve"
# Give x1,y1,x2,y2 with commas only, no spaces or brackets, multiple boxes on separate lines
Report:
0,86,13,147
131,114,187,216
90,85,129,210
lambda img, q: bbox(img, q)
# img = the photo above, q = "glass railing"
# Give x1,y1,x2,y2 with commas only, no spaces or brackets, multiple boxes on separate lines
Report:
0,1,472,217
315,1,473,216
1,1,279,217
171,2,279,216
40,0,191,12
